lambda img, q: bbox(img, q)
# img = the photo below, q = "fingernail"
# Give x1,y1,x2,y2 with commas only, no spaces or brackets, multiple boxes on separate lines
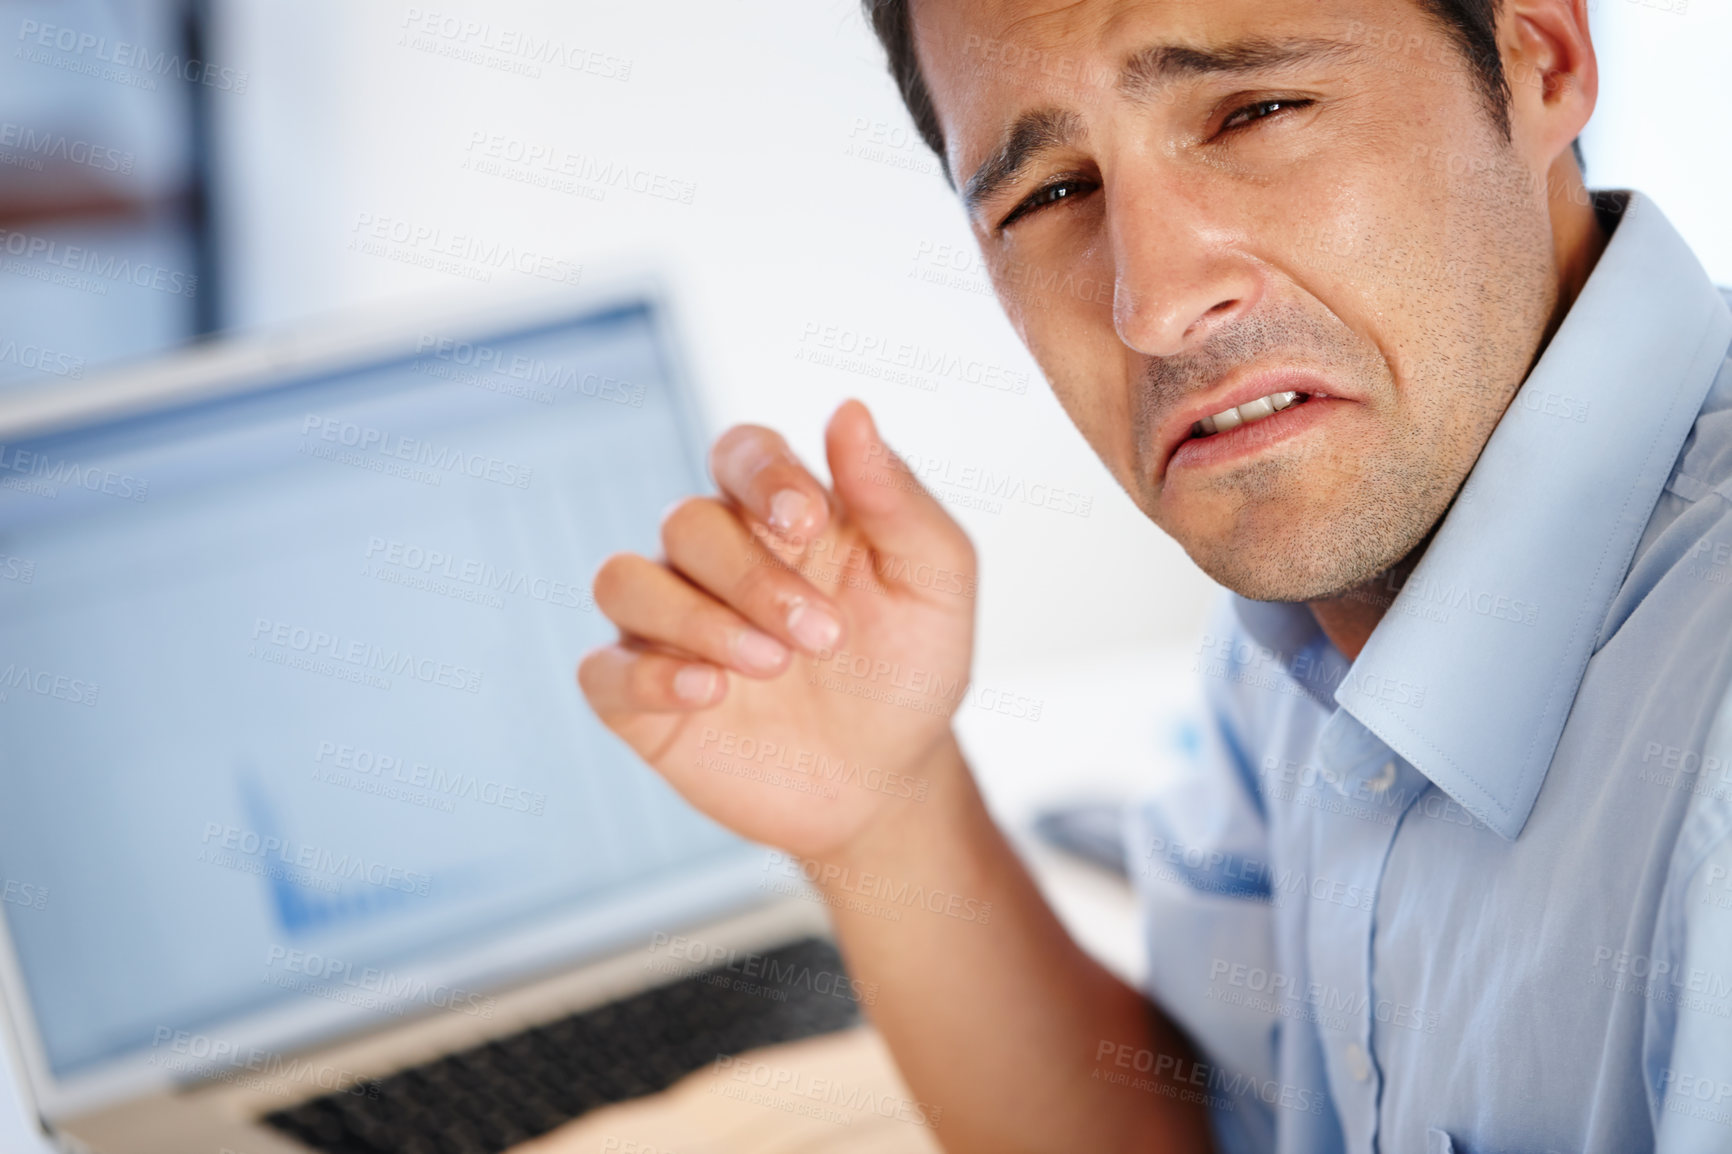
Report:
787,603,841,652
733,629,788,672
673,665,719,704
768,489,808,534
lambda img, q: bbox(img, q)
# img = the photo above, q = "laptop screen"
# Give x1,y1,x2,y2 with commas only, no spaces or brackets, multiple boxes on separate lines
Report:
0,300,752,1083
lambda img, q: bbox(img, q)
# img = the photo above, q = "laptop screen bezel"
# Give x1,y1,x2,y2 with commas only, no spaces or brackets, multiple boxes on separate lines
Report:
0,275,783,1123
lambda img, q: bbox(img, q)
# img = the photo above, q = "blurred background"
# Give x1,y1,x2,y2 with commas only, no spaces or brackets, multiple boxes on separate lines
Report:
0,3,1728,1150
2,0,1728,672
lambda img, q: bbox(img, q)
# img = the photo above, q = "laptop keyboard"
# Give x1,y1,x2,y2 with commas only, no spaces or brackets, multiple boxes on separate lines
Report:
263,937,862,1154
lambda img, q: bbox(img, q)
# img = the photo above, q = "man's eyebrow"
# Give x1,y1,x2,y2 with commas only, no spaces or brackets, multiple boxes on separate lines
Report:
961,107,1085,222
961,38,1361,221
1118,35,1363,100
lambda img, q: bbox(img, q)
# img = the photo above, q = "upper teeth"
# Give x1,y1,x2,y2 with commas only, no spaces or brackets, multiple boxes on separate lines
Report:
1193,391,1302,437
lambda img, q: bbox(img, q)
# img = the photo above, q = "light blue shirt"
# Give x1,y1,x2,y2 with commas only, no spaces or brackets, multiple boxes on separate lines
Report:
1127,191,1732,1154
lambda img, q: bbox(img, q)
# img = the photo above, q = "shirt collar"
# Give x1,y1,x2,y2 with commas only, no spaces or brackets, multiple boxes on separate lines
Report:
1235,191,1732,840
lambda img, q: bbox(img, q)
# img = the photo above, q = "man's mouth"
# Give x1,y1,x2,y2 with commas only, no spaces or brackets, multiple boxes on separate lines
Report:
1160,371,1343,480
1189,390,1311,439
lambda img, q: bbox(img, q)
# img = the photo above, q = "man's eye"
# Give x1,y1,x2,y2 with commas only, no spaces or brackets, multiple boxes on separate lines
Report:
1219,98,1313,134
999,178,1097,231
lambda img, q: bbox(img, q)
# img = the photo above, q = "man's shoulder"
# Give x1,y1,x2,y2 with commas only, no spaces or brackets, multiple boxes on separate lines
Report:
1673,287,1732,499
1606,313,1732,639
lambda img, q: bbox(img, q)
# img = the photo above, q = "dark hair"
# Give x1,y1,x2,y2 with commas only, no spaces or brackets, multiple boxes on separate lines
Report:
861,0,1514,187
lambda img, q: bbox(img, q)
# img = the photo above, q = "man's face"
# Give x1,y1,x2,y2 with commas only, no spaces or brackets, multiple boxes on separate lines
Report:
912,0,1563,601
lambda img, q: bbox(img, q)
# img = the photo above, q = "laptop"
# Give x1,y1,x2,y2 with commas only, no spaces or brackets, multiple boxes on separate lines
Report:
0,281,845,1154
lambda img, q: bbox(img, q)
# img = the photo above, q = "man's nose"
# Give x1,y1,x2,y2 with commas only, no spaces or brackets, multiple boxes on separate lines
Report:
1108,177,1263,358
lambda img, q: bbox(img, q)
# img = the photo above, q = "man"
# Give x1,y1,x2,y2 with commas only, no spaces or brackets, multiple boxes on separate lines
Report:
579,0,1732,1149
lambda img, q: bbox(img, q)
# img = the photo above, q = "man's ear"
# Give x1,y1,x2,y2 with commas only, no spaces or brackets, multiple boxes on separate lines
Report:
1499,0,1597,169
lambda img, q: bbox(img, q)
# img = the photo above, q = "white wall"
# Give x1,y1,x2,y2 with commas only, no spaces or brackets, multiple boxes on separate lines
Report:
210,0,1731,678
1583,0,1732,285
210,0,1219,678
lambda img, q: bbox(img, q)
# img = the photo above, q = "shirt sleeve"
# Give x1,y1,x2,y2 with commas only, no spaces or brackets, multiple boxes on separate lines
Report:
1652,832,1732,1152
1126,593,1281,1153
1651,683,1732,1153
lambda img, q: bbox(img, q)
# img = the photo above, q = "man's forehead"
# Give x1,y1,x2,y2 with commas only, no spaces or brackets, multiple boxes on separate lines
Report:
911,0,1380,176
913,0,1377,76
911,0,1210,99
912,0,1206,46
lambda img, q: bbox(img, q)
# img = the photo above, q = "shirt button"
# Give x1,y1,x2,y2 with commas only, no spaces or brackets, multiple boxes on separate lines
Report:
1345,1043,1371,1082
1365,760,1397,794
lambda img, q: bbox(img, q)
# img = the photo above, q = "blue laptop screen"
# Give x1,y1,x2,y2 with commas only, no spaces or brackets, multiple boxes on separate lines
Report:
0,302,746,1078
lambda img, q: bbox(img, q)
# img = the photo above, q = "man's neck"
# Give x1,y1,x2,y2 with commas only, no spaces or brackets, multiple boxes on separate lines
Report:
1307,151,1611,663
1309,541,1430,663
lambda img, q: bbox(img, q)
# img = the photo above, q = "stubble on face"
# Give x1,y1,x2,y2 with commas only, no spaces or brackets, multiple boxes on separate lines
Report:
1126,138,1559,603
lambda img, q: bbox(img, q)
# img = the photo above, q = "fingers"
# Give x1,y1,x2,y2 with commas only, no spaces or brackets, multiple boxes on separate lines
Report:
709,425,832,545
593,551,793,676
583,492,850,720
825,399,976,582
658,498,845,654
578,642,725,718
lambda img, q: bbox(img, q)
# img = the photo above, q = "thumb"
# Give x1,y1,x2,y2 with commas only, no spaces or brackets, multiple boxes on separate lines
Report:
825,399,975,585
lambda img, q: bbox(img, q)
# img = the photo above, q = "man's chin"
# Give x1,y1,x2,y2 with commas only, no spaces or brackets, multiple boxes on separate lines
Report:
1185,535,1404,606
1207,570,1348,606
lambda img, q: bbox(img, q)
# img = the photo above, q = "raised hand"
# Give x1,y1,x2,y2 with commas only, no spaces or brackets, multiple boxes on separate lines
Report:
577,399,977,859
